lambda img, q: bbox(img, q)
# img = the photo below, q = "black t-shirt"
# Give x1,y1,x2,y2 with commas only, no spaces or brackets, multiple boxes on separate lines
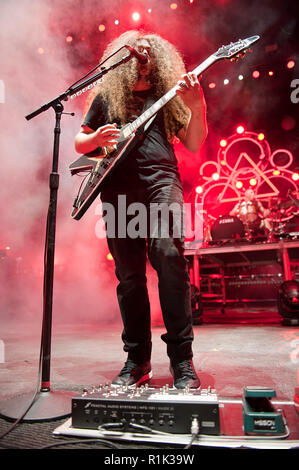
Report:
82,90,183,192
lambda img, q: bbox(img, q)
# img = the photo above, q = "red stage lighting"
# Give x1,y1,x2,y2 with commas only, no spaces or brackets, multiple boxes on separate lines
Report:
252,70,260,78
132,12,140,21
287,60,295,69
257,133,265,141
66,35,73,43
249,178,257,186
170,3,178,9
208,82,216,89
195,186,203,194
268,70,274,76
236,181,243,189
236,125,245,134
220,139,227,147
292,173,299,181
281,115,296,131
98,24,106,32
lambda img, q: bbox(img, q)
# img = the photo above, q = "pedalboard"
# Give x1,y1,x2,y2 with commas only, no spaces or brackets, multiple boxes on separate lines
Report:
71,384,220,435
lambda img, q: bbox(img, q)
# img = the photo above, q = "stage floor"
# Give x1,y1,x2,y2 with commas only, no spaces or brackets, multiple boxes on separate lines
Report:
0,306,298,450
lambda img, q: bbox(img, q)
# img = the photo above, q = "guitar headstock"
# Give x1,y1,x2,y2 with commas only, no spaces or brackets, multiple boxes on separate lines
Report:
215,36,260,61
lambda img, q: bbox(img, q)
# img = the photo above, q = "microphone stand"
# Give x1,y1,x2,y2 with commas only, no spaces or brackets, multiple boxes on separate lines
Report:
0,51,133,422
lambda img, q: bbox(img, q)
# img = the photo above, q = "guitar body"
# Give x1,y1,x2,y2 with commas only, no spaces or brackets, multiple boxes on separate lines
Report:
70,127,136,220
69,35,260,220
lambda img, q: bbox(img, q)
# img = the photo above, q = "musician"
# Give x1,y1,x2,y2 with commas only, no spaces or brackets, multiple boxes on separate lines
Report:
74,31,207,389
230,188,272,235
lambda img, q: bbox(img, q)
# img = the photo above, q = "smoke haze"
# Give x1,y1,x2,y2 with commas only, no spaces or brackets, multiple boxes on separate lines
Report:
0,0,297,337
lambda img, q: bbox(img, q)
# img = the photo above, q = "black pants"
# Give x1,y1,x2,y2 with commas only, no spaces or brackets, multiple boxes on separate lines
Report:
101,178,194,366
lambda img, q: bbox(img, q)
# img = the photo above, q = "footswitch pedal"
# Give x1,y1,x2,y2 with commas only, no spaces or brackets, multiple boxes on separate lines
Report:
71,385,220,435
242,386,287,435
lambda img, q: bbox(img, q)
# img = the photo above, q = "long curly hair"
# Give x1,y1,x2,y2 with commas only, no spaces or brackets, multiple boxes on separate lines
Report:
85,30,190,142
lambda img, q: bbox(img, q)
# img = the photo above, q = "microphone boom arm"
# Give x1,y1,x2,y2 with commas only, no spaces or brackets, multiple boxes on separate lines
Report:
25,50,133,120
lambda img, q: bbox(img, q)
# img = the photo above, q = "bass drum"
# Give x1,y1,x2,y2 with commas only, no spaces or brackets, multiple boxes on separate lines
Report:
211,215,245,241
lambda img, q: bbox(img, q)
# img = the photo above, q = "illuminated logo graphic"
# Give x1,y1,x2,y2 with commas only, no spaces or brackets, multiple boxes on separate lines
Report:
195,130,298,221
219,151,280,202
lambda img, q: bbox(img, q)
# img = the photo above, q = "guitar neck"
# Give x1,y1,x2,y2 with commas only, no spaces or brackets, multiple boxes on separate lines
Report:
129,53,217,134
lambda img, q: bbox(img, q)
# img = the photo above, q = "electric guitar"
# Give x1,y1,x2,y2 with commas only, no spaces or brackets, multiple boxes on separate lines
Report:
69,35,260,220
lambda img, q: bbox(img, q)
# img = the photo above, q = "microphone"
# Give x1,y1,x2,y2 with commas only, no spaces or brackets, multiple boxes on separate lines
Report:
125,45,148,64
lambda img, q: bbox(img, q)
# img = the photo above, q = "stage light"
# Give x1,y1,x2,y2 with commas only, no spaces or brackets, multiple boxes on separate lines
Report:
268,71,274,76
224,79,229,85
170,3,178,9
107,253,113,261
66,35,73,43
114,19,119,25
249,178,257,186
287,60,295,69
238,75,244,80
278,281,299,325
236,125,245,134
257,133,265,141
148,8,152,13
252,70,260,78
220,139,227,148
212,173,220,181
208,82,216,89
132,12,140,21
292,172,299,181
236,181,243,189
98,24,106,32
195,186,203,194
273,169,280,176
281,115,296,131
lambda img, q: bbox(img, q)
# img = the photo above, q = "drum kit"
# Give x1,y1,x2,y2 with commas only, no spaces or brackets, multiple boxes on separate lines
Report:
202,190,299,244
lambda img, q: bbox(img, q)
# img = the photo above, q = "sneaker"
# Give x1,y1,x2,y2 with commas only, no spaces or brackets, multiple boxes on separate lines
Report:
111,359,152,387
170,359,200,389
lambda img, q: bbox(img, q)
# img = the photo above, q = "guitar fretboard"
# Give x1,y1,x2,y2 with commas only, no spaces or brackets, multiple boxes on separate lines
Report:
126,54,217,136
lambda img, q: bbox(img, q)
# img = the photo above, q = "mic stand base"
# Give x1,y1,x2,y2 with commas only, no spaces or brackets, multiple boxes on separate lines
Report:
0,389,76,423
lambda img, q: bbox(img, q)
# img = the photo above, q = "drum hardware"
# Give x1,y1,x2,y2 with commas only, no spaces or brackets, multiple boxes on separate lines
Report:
210,215,245,242
201,191,298,245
